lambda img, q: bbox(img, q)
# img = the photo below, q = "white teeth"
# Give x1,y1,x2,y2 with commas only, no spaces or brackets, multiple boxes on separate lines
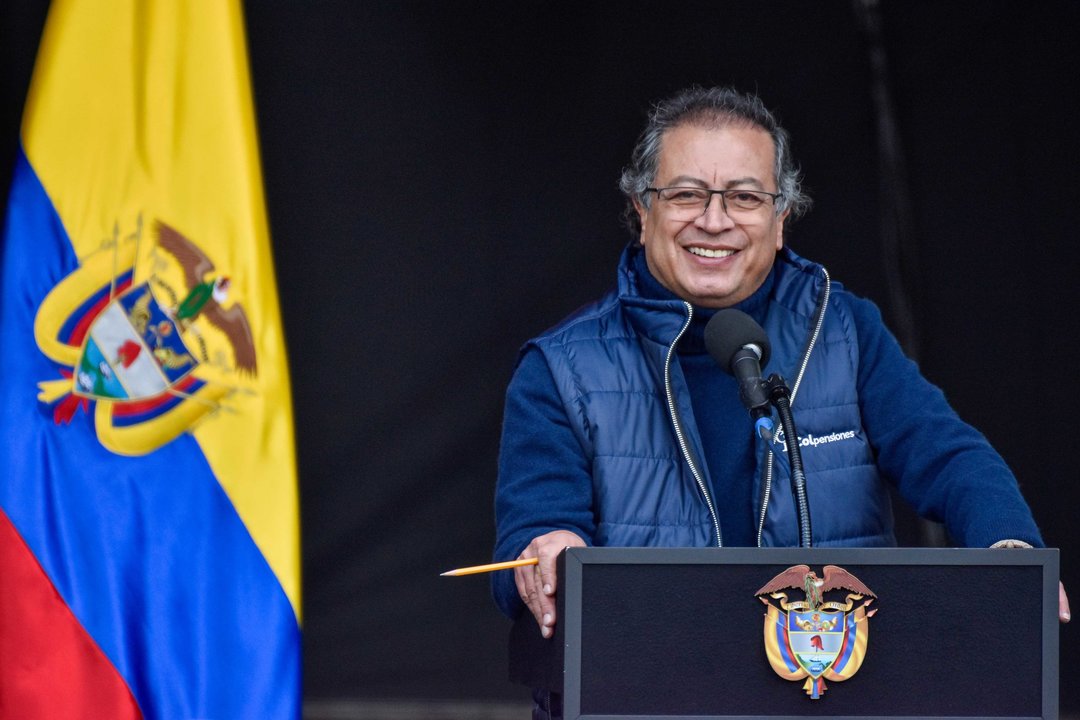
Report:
688,247,735,258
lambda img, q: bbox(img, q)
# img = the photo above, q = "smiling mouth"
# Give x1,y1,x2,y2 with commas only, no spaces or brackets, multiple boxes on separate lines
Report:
687,247,736,259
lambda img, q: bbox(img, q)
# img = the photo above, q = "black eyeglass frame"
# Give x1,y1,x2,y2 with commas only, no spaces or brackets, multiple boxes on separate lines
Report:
644,186,783,214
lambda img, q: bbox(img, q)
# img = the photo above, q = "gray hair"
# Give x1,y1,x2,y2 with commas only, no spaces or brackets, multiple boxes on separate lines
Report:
618,86,811,235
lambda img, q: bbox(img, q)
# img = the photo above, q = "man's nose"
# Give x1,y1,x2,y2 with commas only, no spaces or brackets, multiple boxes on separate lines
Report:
696,192,734,231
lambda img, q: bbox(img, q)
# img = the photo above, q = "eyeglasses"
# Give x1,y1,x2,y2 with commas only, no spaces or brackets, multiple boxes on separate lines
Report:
645,186,781,218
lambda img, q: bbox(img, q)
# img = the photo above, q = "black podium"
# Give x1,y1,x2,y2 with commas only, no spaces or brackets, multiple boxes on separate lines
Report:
510,547,1060,719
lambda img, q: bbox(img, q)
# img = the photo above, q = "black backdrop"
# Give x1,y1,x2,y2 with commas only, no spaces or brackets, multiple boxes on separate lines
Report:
2,1,1076,712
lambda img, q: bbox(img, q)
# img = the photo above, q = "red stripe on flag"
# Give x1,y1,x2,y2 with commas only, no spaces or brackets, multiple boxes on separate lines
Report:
0,510,142,719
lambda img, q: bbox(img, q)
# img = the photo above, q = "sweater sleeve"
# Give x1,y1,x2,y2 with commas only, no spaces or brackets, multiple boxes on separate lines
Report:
847,293,1044,548
491,346,597,619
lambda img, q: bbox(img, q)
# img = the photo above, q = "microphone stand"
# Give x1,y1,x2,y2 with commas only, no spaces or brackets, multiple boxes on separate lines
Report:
764,374,812,548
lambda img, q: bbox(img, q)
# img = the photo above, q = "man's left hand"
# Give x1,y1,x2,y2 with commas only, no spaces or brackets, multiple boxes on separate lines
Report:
989,537,1067,621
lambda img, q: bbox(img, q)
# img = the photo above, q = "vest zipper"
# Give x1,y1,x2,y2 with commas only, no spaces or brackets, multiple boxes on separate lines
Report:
664,302,722,547
756,267,832,547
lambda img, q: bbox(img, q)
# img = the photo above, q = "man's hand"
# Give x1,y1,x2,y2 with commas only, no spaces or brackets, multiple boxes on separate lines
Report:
990,540,1070,623
514,530,586,638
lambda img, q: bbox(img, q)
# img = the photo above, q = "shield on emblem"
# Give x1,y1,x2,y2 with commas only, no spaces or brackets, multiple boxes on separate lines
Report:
787,610,846,678
74,284,197,401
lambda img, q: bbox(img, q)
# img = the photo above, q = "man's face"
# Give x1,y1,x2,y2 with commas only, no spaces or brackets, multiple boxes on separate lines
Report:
634,123,787,309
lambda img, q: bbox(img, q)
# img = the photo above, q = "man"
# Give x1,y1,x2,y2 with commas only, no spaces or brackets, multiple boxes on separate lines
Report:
493,87,1068,667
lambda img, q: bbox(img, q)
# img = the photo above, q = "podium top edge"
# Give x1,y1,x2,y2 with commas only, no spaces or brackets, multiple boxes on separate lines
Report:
562,546,1058,568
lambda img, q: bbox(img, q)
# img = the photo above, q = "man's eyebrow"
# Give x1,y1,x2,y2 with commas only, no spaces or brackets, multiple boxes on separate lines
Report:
662,175,709,187
723,177,768,190
660,175,768,190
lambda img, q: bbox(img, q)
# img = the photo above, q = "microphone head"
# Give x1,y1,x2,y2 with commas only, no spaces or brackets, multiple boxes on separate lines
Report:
704,309,771,373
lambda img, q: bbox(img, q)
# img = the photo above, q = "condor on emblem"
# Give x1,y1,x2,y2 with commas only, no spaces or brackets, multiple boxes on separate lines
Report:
755,565,877,699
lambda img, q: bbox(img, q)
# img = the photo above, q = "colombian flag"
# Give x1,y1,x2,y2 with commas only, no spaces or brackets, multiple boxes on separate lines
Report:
0,2,301,718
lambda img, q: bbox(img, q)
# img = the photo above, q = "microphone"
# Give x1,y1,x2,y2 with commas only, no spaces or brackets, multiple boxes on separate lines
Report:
704,309,771,422
705,309,813,547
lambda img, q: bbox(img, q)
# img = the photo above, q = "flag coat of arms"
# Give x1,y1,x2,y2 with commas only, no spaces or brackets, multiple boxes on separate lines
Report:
0,2,301,718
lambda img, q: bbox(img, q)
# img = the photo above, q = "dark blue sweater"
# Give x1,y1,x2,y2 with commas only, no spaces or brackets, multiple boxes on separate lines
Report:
493,248,1044,618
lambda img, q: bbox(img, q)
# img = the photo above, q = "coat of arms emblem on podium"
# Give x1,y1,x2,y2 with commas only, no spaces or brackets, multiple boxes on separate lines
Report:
755,565,877,699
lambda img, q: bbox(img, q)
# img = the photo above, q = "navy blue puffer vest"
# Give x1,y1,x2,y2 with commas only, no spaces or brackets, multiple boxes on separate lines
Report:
528,246,897,548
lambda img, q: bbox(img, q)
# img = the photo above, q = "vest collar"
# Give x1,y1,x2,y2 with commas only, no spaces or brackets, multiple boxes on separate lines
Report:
616,243,826,347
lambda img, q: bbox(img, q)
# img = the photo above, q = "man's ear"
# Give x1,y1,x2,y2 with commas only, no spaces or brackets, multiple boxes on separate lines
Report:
633,197,648,243
774,209,789,250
